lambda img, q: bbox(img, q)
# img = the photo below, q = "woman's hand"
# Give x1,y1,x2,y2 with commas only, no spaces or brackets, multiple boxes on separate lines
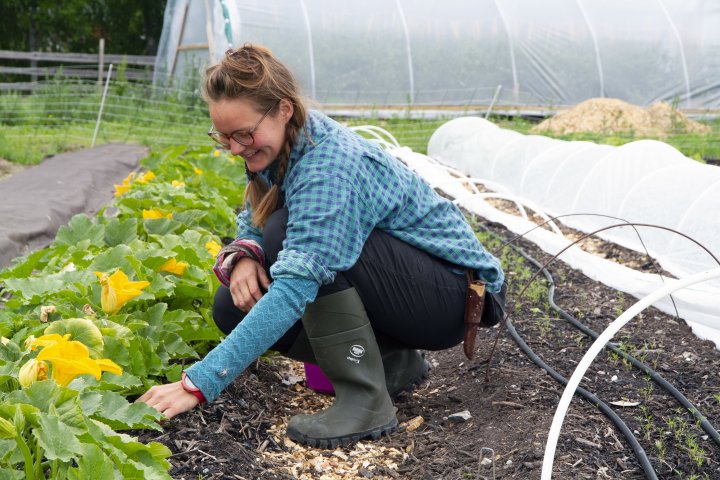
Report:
229,257,271,311
136,382,199,419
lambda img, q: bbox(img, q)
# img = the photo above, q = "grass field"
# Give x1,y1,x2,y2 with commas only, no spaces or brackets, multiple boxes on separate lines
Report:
1,79,719,165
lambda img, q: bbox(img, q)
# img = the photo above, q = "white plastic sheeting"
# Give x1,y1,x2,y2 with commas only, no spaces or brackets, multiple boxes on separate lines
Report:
154,0,720,109
414,119,720,346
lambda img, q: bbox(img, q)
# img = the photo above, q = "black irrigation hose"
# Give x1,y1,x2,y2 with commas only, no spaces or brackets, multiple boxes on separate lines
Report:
480,221,720,476
503,318,658,480
503,231,720,448
476,227,658,478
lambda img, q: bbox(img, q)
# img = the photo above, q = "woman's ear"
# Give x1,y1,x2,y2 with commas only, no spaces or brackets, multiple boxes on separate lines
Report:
279,98,294,122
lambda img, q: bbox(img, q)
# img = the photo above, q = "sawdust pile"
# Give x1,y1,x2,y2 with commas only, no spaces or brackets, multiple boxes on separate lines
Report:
531,98,711,137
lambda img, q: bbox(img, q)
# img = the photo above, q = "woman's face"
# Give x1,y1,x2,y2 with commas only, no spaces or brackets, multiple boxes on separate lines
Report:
209,97,293,173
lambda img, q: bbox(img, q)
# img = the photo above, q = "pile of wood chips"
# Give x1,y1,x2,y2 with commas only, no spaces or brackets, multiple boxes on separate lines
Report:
530,97,711,137
259,359,422,479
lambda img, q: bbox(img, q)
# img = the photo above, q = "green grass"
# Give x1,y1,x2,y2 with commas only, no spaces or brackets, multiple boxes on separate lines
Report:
1,78,719,164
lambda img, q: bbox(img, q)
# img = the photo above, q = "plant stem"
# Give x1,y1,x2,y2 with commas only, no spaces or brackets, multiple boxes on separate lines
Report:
34,437,43,478
15,433,35,480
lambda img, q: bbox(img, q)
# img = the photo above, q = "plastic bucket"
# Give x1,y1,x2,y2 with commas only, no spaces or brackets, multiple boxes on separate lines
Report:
303,362,334,394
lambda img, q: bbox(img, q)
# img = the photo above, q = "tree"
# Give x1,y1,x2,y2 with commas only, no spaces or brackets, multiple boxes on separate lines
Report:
0,0,167,55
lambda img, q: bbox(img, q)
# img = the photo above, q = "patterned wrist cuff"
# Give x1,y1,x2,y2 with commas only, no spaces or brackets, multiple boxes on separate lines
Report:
212,239,266,286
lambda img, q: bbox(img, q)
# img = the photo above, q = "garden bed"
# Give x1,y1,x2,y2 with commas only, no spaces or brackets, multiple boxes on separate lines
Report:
1,144,717,479
138,221,720,480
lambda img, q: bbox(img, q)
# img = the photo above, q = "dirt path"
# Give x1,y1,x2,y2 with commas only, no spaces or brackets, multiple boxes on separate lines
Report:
0,144,146,268
138,221,720,479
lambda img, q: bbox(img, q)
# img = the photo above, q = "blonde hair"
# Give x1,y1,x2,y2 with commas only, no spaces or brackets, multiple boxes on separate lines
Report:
202,44,307,228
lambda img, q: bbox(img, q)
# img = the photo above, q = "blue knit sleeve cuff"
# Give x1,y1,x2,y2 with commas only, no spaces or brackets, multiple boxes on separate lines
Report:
184,277,319,403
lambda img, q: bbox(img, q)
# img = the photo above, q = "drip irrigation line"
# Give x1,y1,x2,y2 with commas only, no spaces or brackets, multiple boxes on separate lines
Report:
511,237,720,447
477,223,720,477
503,318,658,480
489,217,720,445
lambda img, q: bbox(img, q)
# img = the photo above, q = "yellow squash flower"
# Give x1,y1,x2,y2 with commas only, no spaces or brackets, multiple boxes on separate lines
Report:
171,180,186,188
158,258,187,276
205,240,221,257
194,167,204,175
142,209,172,220
18,358,49,388
213,150,221,157
114,184,131,197
135,171,156,184
94,270,150,315
113,172,136,197
31,334,122,387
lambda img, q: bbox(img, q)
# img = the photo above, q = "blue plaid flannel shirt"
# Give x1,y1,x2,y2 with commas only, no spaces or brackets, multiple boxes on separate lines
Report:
186,110,504,402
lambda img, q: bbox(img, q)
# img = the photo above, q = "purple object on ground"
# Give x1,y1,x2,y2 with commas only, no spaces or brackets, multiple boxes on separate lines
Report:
303,362,334,394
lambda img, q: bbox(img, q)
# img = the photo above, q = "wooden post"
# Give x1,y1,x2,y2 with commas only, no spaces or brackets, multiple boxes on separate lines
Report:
98,38,105,85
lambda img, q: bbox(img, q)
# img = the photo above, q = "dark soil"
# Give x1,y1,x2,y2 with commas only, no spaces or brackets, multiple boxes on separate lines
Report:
138,221,720,480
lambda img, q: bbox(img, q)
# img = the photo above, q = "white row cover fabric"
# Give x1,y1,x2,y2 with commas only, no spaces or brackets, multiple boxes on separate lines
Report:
390,144,720,348
428,117,720,291
154,0,720,109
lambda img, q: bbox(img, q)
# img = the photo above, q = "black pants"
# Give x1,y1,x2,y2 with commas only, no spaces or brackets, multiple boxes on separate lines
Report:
213,208,506,353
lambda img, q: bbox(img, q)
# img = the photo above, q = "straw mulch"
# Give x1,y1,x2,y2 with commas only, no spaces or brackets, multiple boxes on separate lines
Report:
531,98,711,137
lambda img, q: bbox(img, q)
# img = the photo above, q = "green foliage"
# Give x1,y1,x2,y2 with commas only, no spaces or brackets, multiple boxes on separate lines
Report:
0,0,166,56
0,145,245,476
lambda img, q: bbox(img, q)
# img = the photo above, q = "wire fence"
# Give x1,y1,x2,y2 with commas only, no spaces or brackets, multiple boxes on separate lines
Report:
0,74,476,164
1,71,718,166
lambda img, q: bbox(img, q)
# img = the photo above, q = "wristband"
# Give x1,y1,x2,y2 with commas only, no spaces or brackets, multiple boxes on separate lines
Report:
181,372,206,404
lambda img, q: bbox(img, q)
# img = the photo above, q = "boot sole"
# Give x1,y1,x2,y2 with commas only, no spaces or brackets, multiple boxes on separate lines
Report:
389,358,432,399
286,418,398,449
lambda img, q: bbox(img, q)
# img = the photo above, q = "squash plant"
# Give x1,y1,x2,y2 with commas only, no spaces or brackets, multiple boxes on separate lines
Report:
0,146,244,477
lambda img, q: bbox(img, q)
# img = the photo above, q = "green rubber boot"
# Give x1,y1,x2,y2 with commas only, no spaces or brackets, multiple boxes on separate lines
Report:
286,288,398,448
284,323,431,398
381,347,431,398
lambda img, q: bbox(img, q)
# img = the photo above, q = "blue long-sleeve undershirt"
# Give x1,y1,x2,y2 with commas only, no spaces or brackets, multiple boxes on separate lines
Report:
185,276,318,402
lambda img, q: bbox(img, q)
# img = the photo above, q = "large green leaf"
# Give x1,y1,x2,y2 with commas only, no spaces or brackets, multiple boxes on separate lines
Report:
0,438,24,465
156,332,197,360
85,420,171,479
142,218,179,236
32,412,83,461
2,270,95,303
0,467,24,480
79,390,162,431
88,245,137,277
53,214,105,248
6,381,86,434
127,338,163,378
0,247,51,281
101,337,130,368
132,303,167,328
65,443,118,480
104,217,139,248
0,342,22,363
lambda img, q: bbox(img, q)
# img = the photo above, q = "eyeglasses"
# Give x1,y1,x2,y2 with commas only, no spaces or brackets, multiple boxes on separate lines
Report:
208,100,280,148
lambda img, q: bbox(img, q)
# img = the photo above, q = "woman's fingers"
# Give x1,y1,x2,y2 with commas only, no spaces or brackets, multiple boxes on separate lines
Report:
135,382,200,419
229,258,270,311
257,265,271,290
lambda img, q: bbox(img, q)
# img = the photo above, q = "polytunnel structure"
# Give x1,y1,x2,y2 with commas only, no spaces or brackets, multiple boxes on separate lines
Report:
425,117,720,344
154,0,720,109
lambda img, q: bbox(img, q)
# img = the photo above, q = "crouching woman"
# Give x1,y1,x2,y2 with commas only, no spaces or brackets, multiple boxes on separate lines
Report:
138,44,506,448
